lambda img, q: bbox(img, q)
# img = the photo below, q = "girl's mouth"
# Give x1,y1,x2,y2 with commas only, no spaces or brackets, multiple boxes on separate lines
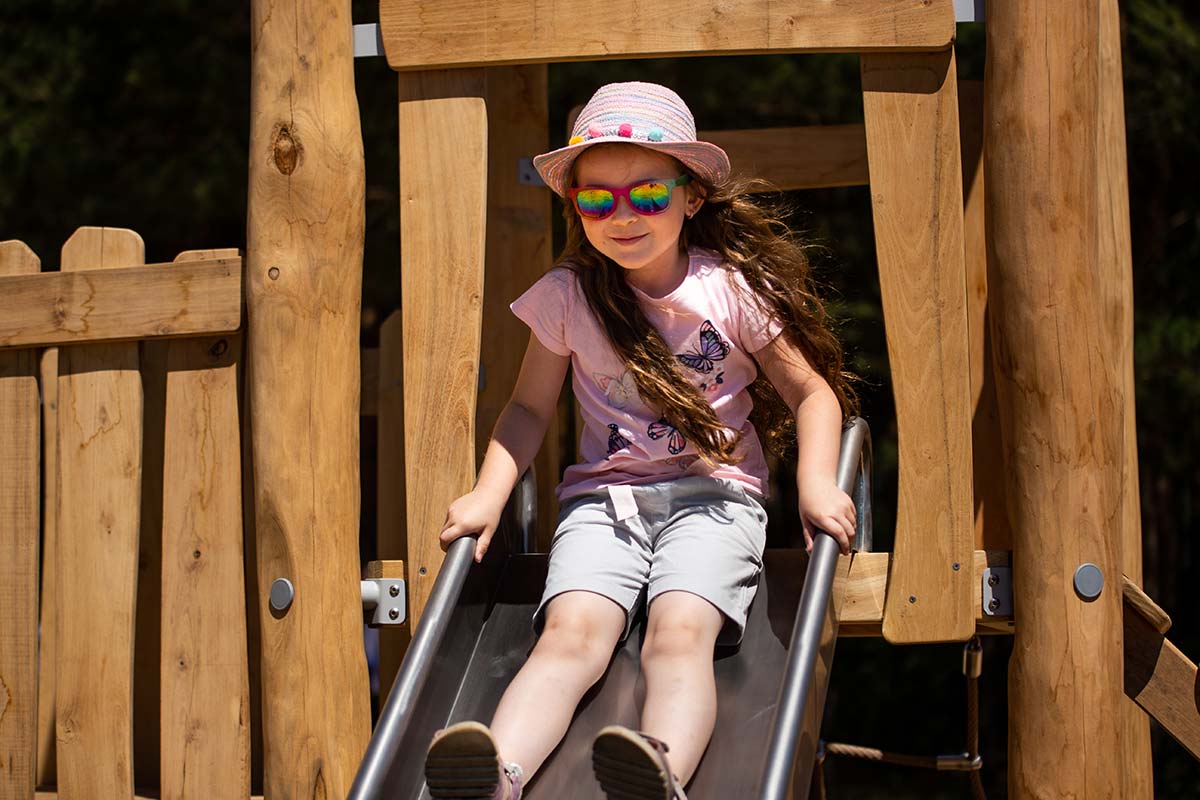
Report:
610,234,647,245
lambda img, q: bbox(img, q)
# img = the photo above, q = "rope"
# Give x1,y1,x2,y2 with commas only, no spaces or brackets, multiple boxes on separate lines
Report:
823,742,940,770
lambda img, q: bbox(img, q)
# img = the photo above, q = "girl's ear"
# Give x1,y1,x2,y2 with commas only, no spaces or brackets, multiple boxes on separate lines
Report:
685,183,706,218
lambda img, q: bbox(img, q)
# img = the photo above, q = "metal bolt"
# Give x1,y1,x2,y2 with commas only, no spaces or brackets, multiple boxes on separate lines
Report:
269,578,294,612
952,562,961,571
988,598,1000,612
987,574,1000,587
389,584,400,598
208,338,229,358
388,607,400,621
1074,563,1104,600
268,266,280,280
909,595,917,604
419,567,427,576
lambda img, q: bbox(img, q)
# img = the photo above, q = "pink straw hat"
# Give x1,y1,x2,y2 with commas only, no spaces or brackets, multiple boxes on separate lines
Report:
533,81,731,197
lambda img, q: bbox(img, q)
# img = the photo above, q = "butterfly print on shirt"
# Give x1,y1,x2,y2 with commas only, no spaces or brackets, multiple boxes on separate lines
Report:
594,369,638,409
677,320,731,374
606,424,631,457
647,417,687,455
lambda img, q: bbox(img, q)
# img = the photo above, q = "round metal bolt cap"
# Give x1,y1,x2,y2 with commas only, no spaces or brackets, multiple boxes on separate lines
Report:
269,578,294,611
1074,563,1104,600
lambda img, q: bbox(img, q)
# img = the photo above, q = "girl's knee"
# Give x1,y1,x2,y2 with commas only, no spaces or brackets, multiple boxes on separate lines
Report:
536,596,623,673
641,615,719,665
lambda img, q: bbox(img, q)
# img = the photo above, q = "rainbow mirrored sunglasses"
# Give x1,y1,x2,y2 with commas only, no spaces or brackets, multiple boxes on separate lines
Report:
567,175,692,220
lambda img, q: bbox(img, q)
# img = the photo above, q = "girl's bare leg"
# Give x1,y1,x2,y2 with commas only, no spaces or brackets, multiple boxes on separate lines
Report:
490,590,626,779
638,590,725,784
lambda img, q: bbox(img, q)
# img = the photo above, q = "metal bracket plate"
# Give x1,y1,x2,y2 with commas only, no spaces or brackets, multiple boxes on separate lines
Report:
981,566,1012,616
362,578,407,627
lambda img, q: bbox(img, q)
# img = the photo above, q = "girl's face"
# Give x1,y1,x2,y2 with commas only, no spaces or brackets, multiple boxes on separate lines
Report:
572,145,704,282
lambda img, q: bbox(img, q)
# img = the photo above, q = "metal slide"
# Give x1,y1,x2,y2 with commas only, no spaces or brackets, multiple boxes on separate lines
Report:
350,418,872,800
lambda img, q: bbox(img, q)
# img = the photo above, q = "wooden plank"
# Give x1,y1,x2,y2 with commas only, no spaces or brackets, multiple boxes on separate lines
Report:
247,0,372,790
36,346,57,787
1123,604,1200,760
1122,577,1170,636
0,240,41,798
398,70,488,629
159,250,250,799
706,125,869,191
54,226,145,799
985,4,1125,796
375,311,411,700
380,0,956,71
479,66,558,550
0,258,242,350
861,49,974,643
957,80,1012,553
838,549,1014,637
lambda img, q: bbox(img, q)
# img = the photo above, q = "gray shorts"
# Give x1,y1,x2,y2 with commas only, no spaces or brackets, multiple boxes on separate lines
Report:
534,476,768,646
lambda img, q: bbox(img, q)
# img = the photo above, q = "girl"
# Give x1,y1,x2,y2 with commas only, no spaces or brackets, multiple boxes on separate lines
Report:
424,81,856,800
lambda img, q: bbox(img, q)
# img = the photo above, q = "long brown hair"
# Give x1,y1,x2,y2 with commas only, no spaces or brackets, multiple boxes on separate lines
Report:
558,161,857,466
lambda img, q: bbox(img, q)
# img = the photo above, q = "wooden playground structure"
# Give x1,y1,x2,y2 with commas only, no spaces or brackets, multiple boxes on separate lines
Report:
2,0,1199,797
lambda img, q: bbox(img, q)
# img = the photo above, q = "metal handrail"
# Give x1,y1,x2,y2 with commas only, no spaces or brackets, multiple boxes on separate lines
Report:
757,417,871,800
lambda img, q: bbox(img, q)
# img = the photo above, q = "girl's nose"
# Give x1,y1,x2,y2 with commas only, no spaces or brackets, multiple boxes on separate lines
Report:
611,195,638,222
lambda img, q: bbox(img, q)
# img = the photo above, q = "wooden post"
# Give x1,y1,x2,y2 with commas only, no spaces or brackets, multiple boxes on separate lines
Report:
985,3,1125,796
0,240,41,798
861,48,975,644
1098,0,1153,794
246,0,371,793
398,70,488,630
55,227,145,799
159,250,250,799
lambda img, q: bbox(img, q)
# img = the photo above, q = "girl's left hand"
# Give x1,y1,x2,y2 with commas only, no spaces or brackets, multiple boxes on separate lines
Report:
798,482,857,555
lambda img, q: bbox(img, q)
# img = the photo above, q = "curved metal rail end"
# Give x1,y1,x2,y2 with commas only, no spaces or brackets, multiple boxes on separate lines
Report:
757,417,872,800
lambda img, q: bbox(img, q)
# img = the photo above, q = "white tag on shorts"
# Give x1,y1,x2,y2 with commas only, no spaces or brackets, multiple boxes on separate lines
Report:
608,484,638,521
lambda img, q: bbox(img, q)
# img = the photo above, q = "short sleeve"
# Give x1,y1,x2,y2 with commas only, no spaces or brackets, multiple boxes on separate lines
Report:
729,269,785,353
510,269,574,356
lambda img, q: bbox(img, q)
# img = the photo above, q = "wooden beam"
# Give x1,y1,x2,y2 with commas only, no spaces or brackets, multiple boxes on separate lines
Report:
159,250,250,799
986,3,1125,796
861,49,975,644
54,226,145,799
1122,577,1170,635
1123,604,1200,760
0,240,41,798
379,0,956,71
247,0,372,791
398,71,488,630
706,125,869,190
0,258,242,350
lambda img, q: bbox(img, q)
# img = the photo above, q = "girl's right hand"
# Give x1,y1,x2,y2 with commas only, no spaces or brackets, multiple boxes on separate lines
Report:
440,488,508,563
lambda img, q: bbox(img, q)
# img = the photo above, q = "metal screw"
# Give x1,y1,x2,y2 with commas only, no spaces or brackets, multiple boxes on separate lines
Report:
208,338,229,358
908,595,917,604
952,562,961,571
268,266,280,280
987,574,1000,587
988,598,1000,612
388,584,400,598
388,607,400,621
419,567,427,576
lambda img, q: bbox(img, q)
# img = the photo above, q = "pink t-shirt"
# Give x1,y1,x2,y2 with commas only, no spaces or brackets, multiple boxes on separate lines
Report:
511,248,784,502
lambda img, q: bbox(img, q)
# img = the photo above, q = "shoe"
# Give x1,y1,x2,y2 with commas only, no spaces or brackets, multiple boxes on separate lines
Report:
425,720,524,800
592,725,688,800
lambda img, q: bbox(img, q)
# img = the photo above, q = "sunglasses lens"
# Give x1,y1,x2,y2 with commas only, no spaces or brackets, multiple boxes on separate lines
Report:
574,188,615,219
628,182,672,214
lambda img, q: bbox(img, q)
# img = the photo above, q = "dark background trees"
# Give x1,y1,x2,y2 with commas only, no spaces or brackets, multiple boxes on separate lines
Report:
2,1,1196,795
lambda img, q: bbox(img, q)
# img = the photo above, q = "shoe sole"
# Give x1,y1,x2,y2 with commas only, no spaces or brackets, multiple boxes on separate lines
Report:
425,721,502,799
592,726,673,800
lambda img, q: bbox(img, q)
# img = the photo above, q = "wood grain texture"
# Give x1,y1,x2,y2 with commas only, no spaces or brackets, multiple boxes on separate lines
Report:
36,347,57,787
707,125,869,190
985,4,1125,796
398,71,488,629
246,0,372,792
54,227,145,799
478,66,559,551
0,259,241,350
376,311,411,699
159,250,249,800
958,80,1011,553
379,0,956,70
1123,605,1199,760
861,49,974,644
0,240,41,798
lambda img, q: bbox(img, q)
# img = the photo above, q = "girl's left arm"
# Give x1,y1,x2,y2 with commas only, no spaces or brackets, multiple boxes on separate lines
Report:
753,333,856,554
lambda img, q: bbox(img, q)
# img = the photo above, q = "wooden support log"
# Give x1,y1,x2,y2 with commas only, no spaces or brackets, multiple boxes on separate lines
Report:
985,3,1125,796
159,250,250,799
379,0,956,71
860,49,974,644
0,258,242,350
247,0,372,792
0,240,41,798
398,71,488,630
54,227,145,799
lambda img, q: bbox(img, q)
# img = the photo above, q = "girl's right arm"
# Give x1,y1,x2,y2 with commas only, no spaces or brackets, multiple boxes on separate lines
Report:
439,331,570,562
